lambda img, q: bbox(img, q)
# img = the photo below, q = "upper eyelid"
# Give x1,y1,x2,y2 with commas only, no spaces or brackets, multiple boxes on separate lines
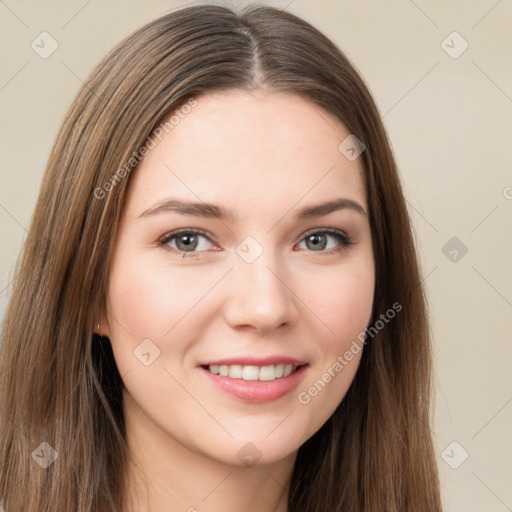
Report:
159,228,213,244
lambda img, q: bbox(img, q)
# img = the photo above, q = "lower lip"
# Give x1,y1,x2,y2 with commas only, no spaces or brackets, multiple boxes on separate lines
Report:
199,365,308,403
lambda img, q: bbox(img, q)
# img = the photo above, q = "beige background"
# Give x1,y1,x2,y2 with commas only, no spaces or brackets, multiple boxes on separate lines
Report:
1,0,511,510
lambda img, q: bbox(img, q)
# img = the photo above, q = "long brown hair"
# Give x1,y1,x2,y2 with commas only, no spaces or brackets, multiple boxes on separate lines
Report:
0,3,442,511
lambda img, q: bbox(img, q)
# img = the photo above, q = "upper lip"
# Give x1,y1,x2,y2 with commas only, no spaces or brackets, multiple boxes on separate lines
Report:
199,356,308,367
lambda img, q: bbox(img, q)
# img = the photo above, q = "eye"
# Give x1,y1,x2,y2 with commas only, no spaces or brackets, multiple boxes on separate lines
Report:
296,228,354,255
158,229,215,259
158,227,354,259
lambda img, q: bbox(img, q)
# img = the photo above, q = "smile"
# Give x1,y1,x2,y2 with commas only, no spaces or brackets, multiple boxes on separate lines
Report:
199,360,309,403
205,363,299,381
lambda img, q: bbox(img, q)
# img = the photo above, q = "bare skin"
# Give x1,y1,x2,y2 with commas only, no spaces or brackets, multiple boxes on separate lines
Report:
101,89,375,511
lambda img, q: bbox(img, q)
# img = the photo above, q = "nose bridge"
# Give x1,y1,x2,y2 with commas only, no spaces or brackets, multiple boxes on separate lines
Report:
224,235,296,331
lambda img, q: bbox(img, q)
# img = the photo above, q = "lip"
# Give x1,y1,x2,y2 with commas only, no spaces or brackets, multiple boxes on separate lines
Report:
198,356,308,366
199,363,309,403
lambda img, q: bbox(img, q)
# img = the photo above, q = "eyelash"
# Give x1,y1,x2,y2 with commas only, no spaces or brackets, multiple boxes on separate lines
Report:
157,228,354,259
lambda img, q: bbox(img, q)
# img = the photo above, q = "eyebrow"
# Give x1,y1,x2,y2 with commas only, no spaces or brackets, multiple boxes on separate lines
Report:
138,197,368,221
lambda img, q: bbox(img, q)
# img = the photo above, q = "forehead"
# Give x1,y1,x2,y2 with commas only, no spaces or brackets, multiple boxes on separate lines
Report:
124,90,367,219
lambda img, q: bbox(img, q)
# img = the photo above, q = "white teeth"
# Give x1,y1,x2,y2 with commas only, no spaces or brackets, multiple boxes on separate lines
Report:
206,363,300,381
242,365,259,380
228,365,243,379
259,365,276,381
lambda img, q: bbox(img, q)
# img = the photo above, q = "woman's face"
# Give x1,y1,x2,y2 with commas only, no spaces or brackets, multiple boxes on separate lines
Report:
104,90,375,467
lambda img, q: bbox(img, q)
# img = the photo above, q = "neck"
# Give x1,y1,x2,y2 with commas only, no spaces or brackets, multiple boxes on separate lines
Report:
121,392,296,512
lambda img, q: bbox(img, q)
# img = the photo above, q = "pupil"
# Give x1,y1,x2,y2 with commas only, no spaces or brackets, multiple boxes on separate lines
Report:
178,235,196,250
308,234,326,250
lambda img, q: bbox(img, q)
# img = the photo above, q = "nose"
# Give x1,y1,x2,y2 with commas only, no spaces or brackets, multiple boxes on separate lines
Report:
223,249,299,335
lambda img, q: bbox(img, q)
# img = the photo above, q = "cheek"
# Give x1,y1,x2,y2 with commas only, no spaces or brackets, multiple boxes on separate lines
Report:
304,258,375,346
294,257,374,424
107,260,167,338
106,251,231,375
107,252,210,336
105,254,172,379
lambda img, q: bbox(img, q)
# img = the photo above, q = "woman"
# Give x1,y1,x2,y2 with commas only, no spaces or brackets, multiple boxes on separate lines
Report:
0,3,443,511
